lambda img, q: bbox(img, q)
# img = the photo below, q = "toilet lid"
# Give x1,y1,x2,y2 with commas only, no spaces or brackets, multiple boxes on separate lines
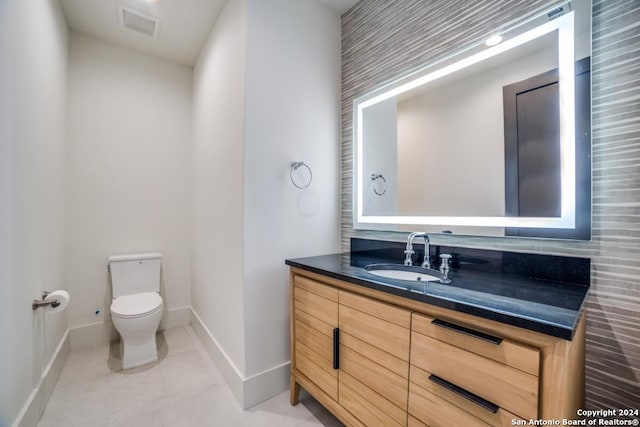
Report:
111,292,162,318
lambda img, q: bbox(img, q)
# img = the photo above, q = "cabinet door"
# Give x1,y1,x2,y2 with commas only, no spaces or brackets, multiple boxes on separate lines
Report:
338,290,411,426
292,275,339,401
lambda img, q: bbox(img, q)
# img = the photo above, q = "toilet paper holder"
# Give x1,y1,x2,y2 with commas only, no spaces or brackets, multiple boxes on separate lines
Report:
32,291,60,311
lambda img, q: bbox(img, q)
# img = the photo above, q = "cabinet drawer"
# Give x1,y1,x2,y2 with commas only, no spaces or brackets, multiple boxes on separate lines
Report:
410,365,524,426
412,313,539,376
411,331,539,419
409,380,491,427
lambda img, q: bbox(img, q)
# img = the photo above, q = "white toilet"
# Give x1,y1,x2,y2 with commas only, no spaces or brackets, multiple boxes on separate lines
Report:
109,253,164,369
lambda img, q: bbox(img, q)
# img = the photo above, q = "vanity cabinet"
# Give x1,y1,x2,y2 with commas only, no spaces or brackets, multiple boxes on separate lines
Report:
289,267,585,427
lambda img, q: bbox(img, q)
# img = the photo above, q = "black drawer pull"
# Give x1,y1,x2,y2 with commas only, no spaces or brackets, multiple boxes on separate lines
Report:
429,374,499,413
431,319,503,345
333,328,339,370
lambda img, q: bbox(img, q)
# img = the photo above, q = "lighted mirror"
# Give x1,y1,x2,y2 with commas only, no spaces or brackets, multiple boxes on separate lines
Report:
353,1,591,239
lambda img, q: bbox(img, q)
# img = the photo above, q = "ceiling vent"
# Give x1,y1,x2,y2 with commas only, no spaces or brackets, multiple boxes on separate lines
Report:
118,5,160,38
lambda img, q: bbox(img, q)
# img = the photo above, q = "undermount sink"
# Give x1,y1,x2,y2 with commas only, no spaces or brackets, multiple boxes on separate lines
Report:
364,263,451,284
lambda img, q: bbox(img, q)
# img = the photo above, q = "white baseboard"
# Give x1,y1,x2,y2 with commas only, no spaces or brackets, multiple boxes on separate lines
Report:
189,308,245,404
13,329,70,427
189,308,290,409
69,306,192,349
160,306,191,331
243,361,291,409
69,320,117,349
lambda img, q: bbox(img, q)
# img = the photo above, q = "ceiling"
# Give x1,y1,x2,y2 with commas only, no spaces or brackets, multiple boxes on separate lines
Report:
59,0,359,67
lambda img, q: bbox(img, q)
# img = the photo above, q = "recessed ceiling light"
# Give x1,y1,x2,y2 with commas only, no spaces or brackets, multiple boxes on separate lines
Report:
485,34,503,47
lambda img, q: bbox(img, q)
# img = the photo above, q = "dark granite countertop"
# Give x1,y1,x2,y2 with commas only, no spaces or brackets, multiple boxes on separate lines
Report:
286,241,590,340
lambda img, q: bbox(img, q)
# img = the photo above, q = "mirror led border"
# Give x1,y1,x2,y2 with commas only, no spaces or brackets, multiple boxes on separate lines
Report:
354,11,576,229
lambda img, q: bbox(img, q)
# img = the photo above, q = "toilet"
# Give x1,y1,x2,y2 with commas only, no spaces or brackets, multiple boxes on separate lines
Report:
109,253,164,369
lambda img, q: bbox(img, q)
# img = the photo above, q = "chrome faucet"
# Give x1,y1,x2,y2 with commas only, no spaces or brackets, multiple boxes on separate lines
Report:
404,232,431,269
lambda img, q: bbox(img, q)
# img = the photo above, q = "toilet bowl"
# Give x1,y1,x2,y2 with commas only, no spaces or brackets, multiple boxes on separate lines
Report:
111,292,163,369
108,253,163,370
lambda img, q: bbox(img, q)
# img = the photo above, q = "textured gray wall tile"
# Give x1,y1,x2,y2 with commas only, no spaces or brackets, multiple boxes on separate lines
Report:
341,0,640,408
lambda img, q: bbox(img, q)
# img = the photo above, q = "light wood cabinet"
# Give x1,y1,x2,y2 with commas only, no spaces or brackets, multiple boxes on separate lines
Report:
338,290,411,426
291,274,339,401
289,267,585,427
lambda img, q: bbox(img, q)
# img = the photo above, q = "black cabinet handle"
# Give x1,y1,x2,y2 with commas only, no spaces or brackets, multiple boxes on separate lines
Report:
429,374,499,413
333,328,339,370
431,319,503,345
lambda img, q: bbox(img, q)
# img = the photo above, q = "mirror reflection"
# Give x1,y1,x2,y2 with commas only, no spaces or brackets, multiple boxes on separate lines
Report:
355,1,591,239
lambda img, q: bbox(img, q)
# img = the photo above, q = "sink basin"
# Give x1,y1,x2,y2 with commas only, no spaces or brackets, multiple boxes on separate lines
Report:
364,263,450,284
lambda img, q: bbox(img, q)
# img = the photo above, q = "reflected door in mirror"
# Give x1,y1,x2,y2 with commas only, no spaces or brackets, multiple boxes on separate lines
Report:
503,57,591,239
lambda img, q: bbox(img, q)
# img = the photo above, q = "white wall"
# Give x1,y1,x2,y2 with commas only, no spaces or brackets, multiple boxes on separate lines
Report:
191,0,340,406
0,0,69,425
243,0,341,379
191,0,248,378
65,34,192,332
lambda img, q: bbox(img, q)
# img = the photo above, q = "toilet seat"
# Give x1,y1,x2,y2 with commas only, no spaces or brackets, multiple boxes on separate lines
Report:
111,292,163,319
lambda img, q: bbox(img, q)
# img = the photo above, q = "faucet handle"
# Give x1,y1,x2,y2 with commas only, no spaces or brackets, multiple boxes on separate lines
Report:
440,253,452,264
439,253,452,276
403,249,415,266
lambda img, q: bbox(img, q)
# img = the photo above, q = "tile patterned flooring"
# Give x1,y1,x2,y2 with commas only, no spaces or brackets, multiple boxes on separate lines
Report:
38,326,343,427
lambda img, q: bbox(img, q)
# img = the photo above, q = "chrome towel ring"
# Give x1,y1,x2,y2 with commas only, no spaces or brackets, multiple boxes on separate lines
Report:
290,161,312,189
370,173,387,195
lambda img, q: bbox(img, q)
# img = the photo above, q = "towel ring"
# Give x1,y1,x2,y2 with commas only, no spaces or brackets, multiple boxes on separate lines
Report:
290,162,312,189
370,173,387,196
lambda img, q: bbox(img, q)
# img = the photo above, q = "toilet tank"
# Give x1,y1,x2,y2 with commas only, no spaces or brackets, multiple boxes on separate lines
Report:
109,253,162,298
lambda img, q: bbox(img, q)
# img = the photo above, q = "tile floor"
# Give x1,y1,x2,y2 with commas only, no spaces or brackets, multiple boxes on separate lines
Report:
38,325,343,427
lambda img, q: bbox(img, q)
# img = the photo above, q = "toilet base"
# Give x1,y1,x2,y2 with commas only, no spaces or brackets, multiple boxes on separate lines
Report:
111,301,163,370
120,335,158,370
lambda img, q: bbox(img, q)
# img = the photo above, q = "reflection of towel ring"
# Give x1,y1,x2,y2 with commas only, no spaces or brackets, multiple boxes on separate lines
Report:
290,161,312,189
370,173,387,195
